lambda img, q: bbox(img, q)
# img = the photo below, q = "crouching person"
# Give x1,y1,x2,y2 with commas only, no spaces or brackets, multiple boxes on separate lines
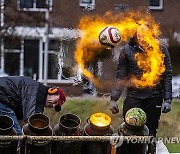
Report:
0,76,66,135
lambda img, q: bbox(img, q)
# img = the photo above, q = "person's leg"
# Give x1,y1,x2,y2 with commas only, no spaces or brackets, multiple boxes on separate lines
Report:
123,97,142,118
141,97,163,137
0,103,22,135
141,97,163,154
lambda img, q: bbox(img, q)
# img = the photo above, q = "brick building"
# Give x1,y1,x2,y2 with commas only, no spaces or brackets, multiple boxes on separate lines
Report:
0,0,179,96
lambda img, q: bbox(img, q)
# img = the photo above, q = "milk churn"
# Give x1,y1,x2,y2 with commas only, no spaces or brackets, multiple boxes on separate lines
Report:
116,108,149,154
22,113,53,154
52,113,82,154
0,115,18,154
82,112,114,154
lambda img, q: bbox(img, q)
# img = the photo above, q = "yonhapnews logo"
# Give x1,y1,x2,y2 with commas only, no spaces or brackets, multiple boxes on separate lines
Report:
110,133,124,148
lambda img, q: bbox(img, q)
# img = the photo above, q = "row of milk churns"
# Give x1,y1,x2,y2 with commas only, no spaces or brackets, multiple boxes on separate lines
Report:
0,109,149,154
0,113,114,154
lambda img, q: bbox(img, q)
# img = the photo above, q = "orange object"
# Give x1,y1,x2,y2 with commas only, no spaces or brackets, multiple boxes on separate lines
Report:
48,87,58,95
90,112,111,127
111,145,116,154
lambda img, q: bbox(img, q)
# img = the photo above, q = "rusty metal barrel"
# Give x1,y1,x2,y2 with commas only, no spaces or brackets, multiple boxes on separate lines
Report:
22,113,53,154
0,115,18,154
116,108,149,154
116,123,149,154
82,113,114,154
52,113,82,154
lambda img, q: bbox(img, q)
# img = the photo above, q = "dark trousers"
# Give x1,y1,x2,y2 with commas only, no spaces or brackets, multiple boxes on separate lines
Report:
123,97,163,137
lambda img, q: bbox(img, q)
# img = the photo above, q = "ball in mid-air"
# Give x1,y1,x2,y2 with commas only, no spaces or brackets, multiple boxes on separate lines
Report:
99,26,121,49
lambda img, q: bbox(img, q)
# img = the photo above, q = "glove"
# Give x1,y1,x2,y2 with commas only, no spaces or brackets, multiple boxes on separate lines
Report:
110,100,119,114
162,99,172,113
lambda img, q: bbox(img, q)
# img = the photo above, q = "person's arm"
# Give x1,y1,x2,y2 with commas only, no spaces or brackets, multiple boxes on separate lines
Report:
22,78,48,120
161,45,172,113
110,47,128,114
22,90,37,120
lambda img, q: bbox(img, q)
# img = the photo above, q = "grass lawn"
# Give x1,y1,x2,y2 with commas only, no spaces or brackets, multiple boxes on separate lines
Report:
166,143,180,153
45,97,180,152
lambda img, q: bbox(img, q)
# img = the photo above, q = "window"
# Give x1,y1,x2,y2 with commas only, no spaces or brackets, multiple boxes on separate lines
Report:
4,36,21,50
5,53,20,76
47,39,77,81
18,0,53,11
24,40,39,79
79,0,95,10
4,37,21,76
149,0,163,10
19,0,33,8
81,0,92,4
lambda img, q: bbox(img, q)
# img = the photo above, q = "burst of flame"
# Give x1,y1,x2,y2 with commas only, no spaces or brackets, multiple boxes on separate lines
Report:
132,36,165,87
90,113,111,127
74,10,165,88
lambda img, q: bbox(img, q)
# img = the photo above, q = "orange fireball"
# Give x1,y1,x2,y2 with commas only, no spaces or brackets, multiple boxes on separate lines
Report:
74,10,165,88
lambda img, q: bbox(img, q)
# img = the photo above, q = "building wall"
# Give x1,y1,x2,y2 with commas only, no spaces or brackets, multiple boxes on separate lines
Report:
51,0,147,27
51,0,180,42
151,0,180,37
4,0,180,42
2,0,180,95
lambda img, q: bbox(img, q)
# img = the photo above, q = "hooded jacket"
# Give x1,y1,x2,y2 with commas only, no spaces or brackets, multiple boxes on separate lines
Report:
111,37,172,101
0,76,48,120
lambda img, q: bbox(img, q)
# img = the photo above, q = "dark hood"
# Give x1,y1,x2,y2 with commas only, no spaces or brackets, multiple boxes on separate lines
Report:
128,37,145,53
128,36,138,47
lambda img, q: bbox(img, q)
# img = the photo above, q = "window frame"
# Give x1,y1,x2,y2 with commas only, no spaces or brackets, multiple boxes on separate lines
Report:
17,0,53,12
148,0,163,10
40,38,79,83
79,0,95,8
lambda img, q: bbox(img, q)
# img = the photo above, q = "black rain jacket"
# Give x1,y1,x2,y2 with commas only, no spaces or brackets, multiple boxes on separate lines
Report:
111,37,172,101
0,76,48,120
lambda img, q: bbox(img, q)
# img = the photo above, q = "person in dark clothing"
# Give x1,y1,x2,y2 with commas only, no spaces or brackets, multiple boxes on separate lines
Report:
0,76,66,135
110,24,172,137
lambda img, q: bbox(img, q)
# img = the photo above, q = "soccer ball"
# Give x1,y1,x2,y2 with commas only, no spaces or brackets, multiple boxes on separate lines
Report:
125,108,147,127
99,26,121,48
